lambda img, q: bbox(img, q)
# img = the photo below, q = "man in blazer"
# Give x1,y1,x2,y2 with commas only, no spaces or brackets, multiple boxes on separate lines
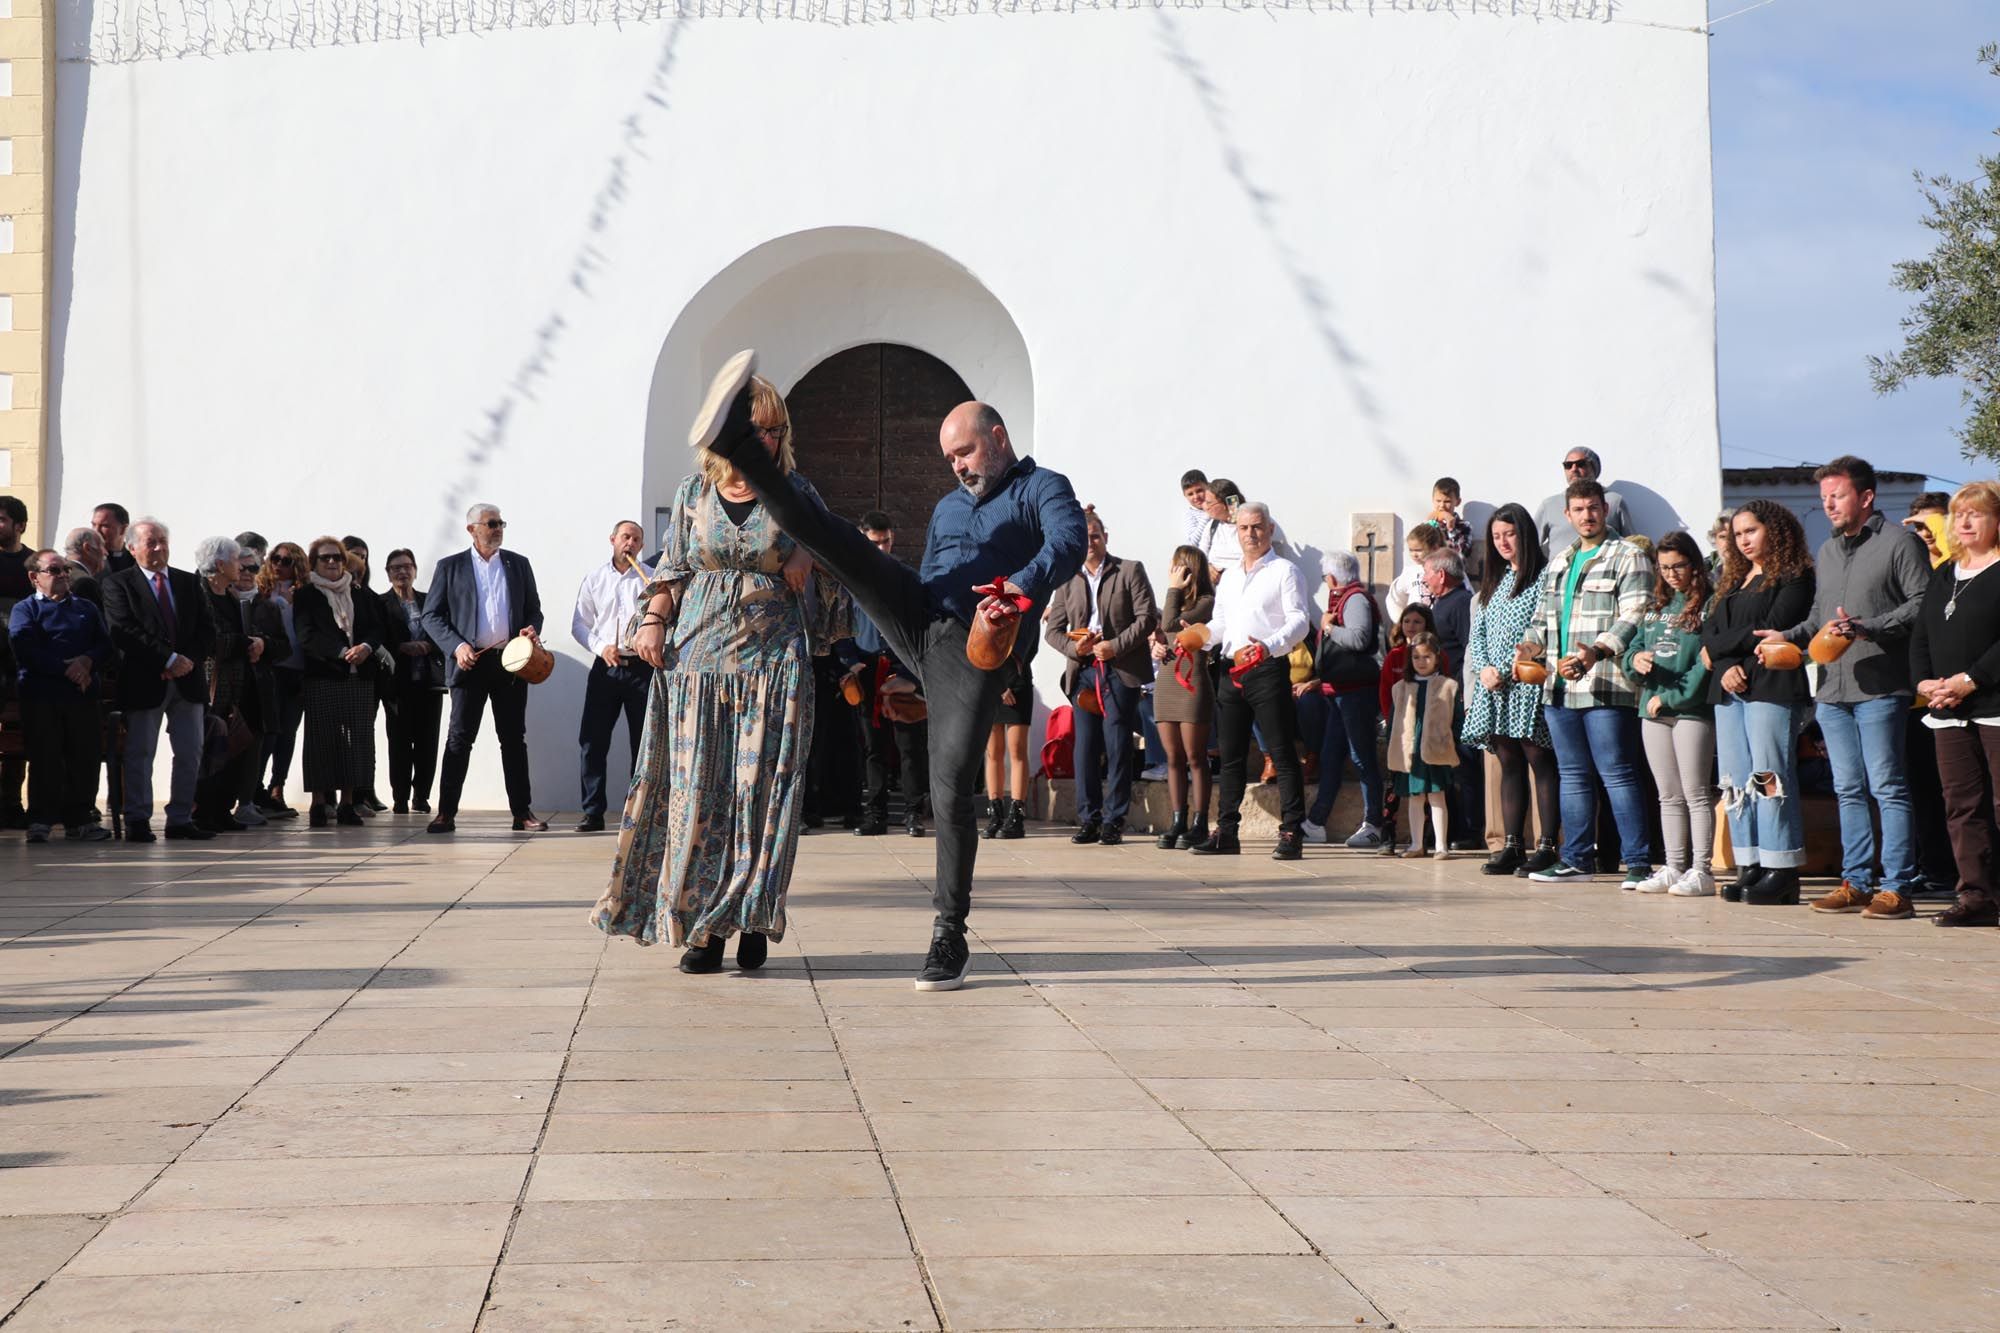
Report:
102,518,216,842
1044,507,1158,845
421,502,546,832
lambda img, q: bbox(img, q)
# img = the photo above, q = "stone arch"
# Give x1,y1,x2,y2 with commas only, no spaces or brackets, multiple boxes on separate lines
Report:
641,226,1034,543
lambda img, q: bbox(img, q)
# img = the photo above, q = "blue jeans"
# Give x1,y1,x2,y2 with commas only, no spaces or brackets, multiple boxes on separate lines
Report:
1074,670,1142,825
1816,697,1917,891
1297,689,1384,827
1542,702,1651,872
1715,697,1806,870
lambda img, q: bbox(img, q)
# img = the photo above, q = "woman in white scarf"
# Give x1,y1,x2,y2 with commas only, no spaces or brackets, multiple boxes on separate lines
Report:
294,536,394,828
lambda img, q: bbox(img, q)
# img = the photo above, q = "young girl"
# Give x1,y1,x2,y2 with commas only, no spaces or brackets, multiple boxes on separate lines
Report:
1149,545,1216,849
982,654,1033,840
1378,604,1441,719
1625,531,1715,896
1388,631,1461,860
1385,523,1448,622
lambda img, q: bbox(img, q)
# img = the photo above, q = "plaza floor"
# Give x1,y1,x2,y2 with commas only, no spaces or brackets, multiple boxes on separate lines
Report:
2,815,1999,1332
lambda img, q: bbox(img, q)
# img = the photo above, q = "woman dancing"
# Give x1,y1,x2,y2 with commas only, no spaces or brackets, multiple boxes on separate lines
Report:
590,376,821,973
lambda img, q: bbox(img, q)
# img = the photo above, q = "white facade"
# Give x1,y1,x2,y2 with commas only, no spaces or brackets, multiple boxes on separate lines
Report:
49,0,1719,808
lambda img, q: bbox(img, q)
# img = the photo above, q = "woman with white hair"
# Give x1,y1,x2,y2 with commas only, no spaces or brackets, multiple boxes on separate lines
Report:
1296,548,1387,847
191,536,277,833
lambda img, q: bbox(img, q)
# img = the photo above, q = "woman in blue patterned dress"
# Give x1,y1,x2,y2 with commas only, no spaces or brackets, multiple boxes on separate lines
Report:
590,375,825,974
1461,502,1559,878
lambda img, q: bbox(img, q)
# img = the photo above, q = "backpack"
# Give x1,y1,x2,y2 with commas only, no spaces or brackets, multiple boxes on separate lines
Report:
1040,704,1076,779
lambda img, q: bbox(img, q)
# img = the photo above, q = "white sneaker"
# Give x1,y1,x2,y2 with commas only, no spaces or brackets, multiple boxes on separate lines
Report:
233,801,268,827
1344,822,1385,850
1636,866,1681,895
1668,868,1716,897
1300,818,1328,845
1137,765,1168,783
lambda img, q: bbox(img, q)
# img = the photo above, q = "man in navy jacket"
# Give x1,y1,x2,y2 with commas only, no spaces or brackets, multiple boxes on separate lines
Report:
8,550,113,842
420,503,546,832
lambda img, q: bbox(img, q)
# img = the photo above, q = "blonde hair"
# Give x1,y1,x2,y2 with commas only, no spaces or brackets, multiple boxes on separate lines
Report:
698,375,795,487
1949,481,2000,524
256,541,308,595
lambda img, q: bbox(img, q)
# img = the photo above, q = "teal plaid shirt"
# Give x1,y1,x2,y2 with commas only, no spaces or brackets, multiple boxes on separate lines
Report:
1518,536,1652,710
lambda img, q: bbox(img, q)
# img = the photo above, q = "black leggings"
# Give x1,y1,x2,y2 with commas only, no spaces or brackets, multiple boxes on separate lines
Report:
1492,735,1559,844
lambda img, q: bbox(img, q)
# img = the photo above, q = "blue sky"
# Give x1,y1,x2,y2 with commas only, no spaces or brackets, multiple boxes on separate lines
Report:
1709,0,1995,488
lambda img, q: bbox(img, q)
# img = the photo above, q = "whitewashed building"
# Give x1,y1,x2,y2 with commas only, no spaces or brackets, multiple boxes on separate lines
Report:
22,0,1722,808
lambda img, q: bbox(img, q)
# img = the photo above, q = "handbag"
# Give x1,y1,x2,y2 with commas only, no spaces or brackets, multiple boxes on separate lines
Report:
200,660,257,777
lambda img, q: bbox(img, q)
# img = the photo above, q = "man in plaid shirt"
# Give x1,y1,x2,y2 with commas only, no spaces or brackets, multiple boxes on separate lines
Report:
1517,479,1656,887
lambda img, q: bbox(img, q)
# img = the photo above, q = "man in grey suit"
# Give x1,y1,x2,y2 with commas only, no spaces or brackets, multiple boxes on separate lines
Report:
421,503,546,832
1044,508,1158,846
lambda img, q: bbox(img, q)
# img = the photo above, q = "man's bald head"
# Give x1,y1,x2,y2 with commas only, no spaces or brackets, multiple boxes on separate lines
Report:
940,401,1015,497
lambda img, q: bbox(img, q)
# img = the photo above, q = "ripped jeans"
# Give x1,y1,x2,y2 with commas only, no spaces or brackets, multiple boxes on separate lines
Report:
1715,697,1805,870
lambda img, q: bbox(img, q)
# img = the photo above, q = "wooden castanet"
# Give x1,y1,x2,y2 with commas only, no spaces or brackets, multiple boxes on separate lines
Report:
1808,621,1852,665
499,634,553,685
1513,643,1548,685
840,674,865,708
1757,640,1805,671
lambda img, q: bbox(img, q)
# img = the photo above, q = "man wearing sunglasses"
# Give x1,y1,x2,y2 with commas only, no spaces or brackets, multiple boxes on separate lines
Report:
8,550,114,843
1532,448,1634,555
420,503,546,833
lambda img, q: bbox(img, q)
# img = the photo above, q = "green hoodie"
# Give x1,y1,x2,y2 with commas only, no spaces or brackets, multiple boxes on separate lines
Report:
1623,594,1711,720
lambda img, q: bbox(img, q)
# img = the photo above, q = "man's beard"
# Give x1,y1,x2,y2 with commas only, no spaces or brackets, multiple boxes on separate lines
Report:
957,459,1006,496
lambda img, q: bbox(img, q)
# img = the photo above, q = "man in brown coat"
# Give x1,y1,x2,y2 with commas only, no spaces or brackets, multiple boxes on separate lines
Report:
1045,508,1158,845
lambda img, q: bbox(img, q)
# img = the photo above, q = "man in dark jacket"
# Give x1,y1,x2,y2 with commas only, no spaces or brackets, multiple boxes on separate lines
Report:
421,503,546,833
1044,507,1157,846
8,550,113,842
101,518,216,842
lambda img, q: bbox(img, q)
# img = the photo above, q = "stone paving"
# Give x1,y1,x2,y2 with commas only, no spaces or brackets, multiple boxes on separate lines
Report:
3,815,1999,1331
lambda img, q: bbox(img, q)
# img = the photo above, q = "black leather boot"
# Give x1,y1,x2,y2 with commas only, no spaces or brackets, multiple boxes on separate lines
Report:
678,938,726,974
982,799,1007,840
998,800,1027,840
1744,866,1800,906
1484,838,1524,877
1178,814,1208,850
1724,865,1763,903
1157,811,1188,850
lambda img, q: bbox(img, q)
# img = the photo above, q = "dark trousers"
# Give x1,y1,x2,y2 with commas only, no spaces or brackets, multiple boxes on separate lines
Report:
1909,711,1959,891
195,739,259,827
1935,723,2000,897
805,656,860,823
385,687,444,806
1446,702,1486,845
577,657,651,817
438,653,532,818
727,443,1004,935
23,692,101,828
1216,656,1306,833
1073,669,1141,825
1298,687,1385,827
863,704,930,821
264,668,306,791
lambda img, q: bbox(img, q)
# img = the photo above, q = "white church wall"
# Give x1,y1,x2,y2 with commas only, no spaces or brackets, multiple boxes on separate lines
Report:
49,1,1717,810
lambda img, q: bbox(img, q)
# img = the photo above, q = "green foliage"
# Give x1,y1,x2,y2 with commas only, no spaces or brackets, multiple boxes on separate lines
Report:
1871,42,2000,462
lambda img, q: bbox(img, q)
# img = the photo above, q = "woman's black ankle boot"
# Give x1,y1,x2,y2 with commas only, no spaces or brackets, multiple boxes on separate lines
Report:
999,800,1027,840
678,938,725,974
1178,814,1209,850
736,932,768,970
1744,867,1800,906
982,800,1006,840
1484,837,1524,876
1724,865,1763,903
1157,811,1188,850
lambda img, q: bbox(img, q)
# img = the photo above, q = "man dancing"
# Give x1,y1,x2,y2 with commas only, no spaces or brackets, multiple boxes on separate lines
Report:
694,352,1086,992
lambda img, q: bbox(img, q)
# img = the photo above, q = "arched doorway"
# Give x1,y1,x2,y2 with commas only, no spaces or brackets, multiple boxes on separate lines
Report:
785,343,971,555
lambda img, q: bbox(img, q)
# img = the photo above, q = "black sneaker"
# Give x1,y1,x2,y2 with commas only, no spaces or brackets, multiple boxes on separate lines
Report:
1271,830,1303,861
1071,820,1102,845
915,931,972,993
1516,844,1560,878
1527,862,1589,883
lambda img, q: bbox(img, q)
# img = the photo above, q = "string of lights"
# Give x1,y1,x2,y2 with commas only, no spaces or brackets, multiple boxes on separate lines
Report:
73,0,1625,64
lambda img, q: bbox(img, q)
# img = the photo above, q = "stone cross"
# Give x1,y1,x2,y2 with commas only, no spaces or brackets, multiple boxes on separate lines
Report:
1350,512,1396,604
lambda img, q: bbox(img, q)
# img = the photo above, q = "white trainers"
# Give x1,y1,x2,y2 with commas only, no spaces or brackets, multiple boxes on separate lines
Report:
1138,765,1169,783
234,801,269,827
1300,818,1328,845
1344,822,1385,850
1635,866,1681,895
1668,868,1716,897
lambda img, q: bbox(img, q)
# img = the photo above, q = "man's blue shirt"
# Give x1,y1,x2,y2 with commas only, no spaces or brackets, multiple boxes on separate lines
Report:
920,456,1088,630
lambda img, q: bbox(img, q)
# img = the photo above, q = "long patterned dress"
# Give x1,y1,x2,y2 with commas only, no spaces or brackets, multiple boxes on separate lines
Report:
590,473,826,947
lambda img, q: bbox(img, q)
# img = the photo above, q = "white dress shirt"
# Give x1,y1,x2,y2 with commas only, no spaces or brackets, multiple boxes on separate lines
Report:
1210,550,1313,658
1083,560,1106,634
572,557,649,657
471,548,511,650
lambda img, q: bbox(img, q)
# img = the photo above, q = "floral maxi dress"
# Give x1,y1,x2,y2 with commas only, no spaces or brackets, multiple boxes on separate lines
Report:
590,474,824,947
